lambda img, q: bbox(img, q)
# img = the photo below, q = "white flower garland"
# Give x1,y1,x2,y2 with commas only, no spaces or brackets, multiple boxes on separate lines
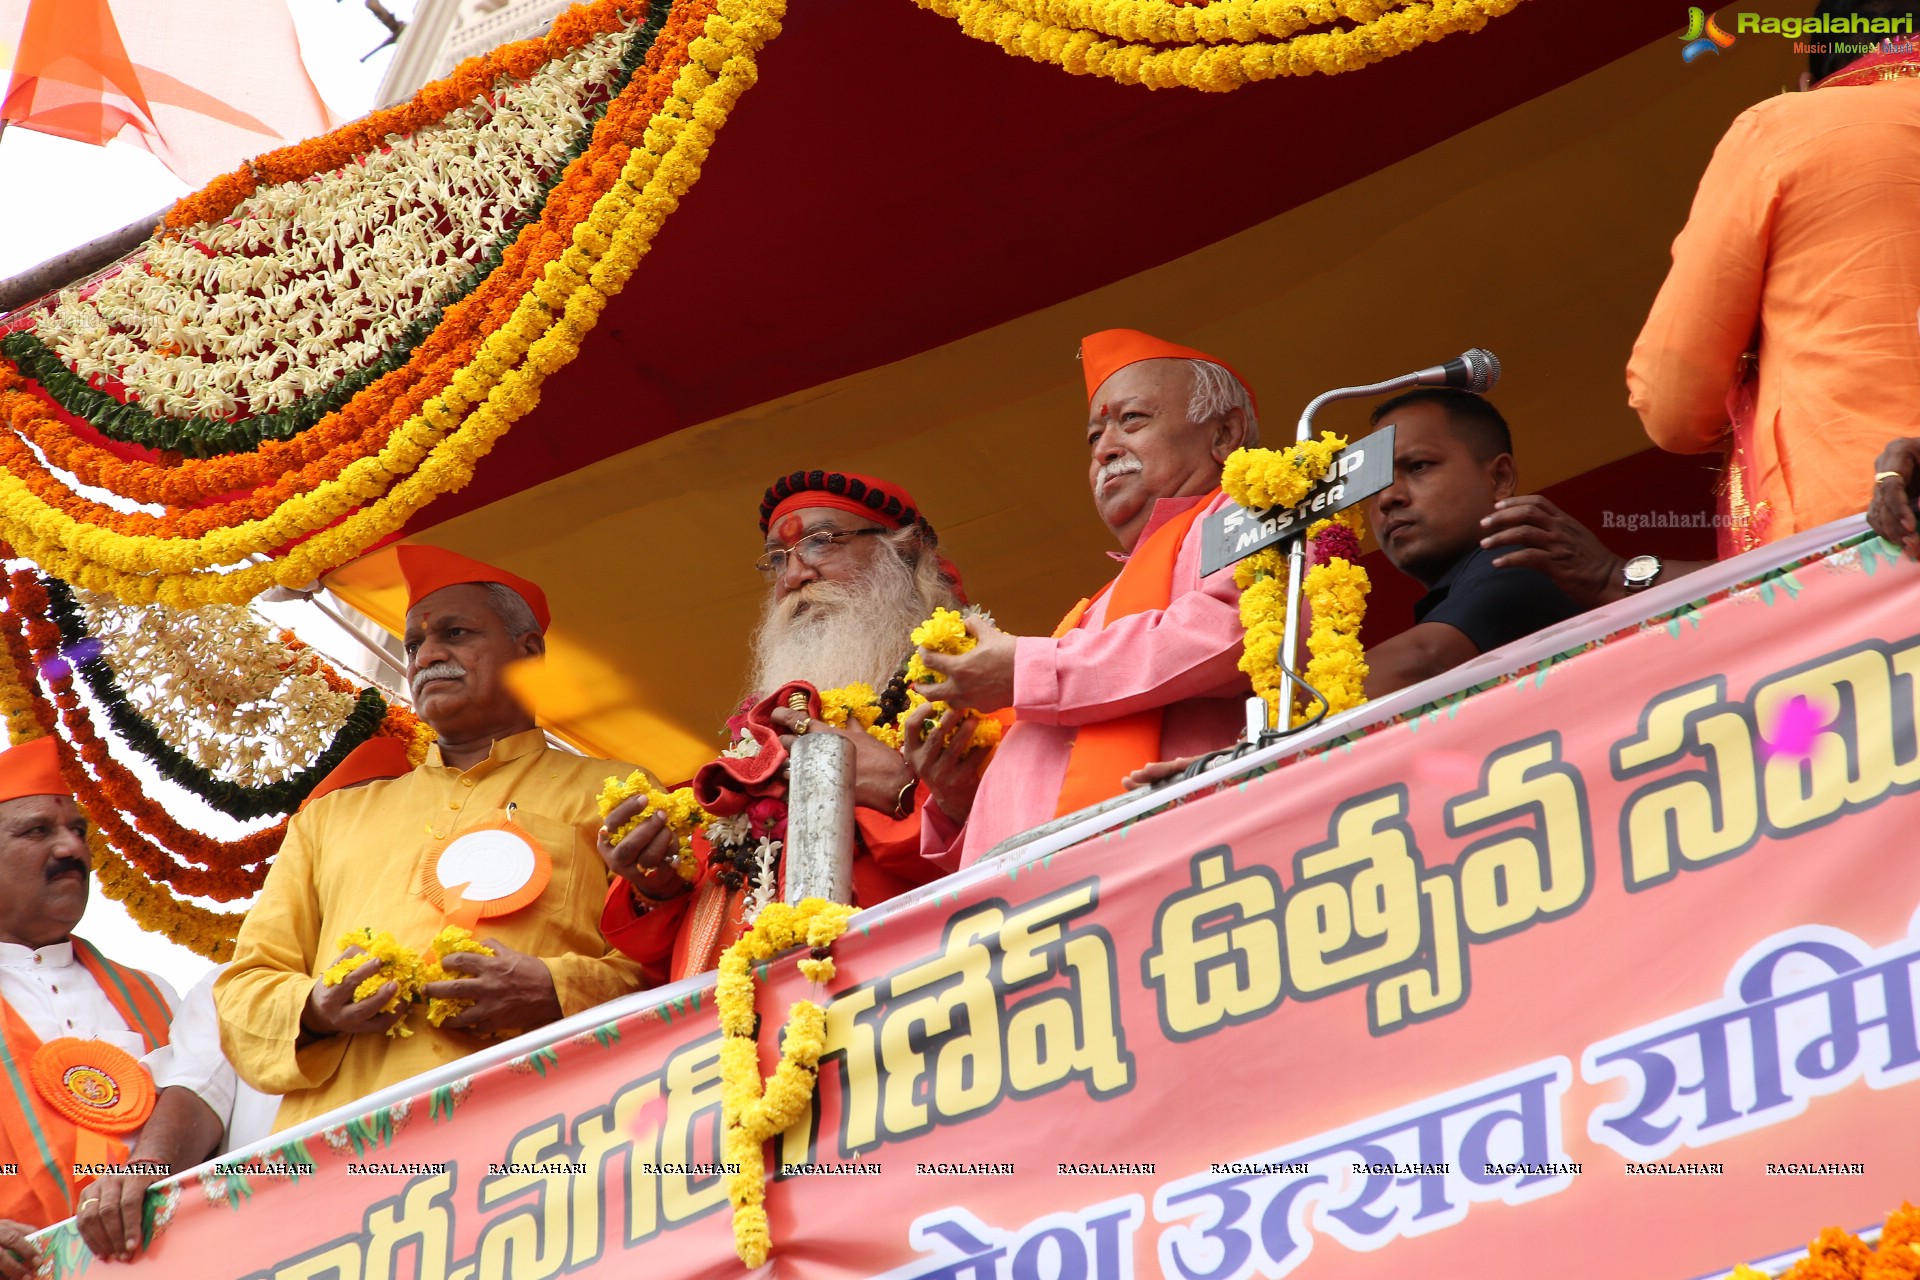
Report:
76,588,360,786
29,30,631,420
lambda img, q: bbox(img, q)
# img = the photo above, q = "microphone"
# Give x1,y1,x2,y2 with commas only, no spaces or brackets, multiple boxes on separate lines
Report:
1409,348,1501,394
1294,348,1502,438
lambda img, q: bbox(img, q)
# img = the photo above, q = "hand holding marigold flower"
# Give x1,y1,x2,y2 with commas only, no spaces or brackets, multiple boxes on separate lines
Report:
421,927,496,1029
314,928,422,1039
908,609,1016,714
596,771,707,880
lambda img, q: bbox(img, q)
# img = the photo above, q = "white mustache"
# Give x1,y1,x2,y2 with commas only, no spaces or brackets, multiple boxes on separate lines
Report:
1096,456,1143,491
411,661,466,700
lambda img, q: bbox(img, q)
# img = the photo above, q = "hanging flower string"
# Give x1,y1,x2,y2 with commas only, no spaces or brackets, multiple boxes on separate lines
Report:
6,568,279,897
42,576,388,818
0,558,430,957
0,0,788,608
0,577,246,959
909,0,1527,92
9,15,654,452
68,580,430,786
717,897,855,1266
1222,436,1371,726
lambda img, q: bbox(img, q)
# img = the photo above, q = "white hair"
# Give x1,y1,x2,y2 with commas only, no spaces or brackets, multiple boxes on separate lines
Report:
1186,358,1259,447
747,526,960,697
482,582,541,639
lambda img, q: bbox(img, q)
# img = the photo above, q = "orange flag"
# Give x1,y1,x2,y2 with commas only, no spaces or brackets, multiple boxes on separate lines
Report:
0,0,336,185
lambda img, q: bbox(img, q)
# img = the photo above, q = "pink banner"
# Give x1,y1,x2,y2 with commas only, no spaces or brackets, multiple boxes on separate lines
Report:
21,531,1920,1280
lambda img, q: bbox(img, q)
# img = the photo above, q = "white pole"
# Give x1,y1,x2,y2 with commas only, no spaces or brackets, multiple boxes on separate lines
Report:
784,733,854,904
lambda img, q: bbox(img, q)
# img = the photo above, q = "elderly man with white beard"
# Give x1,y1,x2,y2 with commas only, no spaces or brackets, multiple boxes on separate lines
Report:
597,471,976,982
904,329,1256,867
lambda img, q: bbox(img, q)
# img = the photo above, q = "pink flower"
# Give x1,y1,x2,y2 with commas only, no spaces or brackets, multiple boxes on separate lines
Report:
1311,523,1362,566
747,797,787,839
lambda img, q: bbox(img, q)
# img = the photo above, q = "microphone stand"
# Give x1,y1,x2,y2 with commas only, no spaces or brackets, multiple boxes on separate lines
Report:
1247,370,1430,745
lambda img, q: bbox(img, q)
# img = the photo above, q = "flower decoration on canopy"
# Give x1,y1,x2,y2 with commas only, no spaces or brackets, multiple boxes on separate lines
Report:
910,0,1528,92
0,560,430,958
0,0,788,607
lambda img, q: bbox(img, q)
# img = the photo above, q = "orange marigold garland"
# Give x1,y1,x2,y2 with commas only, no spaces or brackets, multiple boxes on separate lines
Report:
0,0,712,519
0,0,780,607
89,830,244,962
1728,1204,1920,1280
0,577,245,959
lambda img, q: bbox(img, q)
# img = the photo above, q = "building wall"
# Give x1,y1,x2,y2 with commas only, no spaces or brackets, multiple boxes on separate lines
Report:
375,0,574,106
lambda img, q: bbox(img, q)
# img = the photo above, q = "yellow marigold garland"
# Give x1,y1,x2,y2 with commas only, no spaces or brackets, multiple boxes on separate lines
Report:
1224,437,1371,726
595,771,707,879
0,0,788,607
911,0,1527,92
89,830,243,962
1300,518,1370,722
717,897,854,1267
818,682,883,732
1235,545,1290,716
1222,433,1346,510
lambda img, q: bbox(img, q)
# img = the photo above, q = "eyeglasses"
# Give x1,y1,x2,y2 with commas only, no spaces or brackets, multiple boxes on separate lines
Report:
755,527,889,579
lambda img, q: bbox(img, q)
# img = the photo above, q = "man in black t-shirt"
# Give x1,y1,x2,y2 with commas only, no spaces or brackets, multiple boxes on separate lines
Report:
1363,389,1703,697
1125,390,1705,786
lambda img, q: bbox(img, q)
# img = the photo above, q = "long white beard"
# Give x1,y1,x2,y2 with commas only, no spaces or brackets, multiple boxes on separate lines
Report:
747,550,930,697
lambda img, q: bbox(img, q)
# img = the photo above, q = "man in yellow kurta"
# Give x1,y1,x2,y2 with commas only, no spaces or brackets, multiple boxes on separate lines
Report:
215,547,646,1132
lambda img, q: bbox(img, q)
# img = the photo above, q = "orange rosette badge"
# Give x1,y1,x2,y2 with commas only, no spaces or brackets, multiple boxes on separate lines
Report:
30,1038,156,1133
421,810,553,929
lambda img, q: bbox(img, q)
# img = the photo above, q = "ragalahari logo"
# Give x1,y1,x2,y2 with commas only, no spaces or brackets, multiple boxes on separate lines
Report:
1681,6,1737,61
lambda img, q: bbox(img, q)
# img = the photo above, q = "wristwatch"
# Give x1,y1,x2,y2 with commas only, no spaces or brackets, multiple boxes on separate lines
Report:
1622,554,1663,592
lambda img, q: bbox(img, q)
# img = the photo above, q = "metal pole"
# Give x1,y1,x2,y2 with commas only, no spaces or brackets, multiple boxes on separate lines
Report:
783,733,855,905
1264,391,1330,734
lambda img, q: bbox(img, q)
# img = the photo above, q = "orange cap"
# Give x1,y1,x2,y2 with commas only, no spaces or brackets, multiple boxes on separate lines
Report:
301,738,413,809
396,545,550,633
1079,328,1257,414
0,738,65,804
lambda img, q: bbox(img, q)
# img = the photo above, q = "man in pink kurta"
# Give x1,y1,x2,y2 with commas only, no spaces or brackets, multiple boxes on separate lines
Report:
907,330,1256,868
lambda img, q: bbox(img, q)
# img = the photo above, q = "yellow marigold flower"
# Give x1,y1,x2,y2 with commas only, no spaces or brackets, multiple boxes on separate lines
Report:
906,607,976,686
597,771,708,879
323,928,422,1037
819,682,879,730
421,927,495,1028
797,957,836,985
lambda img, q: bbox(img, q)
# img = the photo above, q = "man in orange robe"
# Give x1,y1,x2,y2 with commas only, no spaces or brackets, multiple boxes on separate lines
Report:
907,330,1255,868
0,738,176,1266
597,473,965,982
1628,15,1920,548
